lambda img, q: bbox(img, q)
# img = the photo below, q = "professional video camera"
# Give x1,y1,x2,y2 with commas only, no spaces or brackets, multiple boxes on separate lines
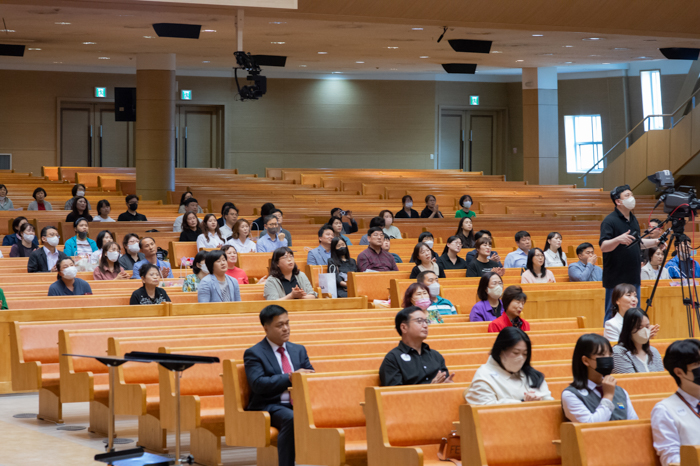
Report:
233,51,267,101
647,170,700,218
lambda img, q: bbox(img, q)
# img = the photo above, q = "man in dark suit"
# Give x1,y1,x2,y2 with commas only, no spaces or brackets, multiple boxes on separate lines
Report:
244,305,314,466
27,226,68,273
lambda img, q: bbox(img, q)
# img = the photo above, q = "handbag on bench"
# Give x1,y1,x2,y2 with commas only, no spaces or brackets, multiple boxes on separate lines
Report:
437,430,462,465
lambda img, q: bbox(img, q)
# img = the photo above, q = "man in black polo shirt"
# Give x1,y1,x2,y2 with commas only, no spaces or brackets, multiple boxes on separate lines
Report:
117,194,148,221
600,185,660,321
379,306,455,386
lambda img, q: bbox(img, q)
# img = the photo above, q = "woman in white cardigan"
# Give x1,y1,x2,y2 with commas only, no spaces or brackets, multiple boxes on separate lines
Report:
465,327,554,405
641,247,671,281
264,247,317,300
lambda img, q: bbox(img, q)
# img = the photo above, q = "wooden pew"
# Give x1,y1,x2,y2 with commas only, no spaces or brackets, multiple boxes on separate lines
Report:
682,446,700,466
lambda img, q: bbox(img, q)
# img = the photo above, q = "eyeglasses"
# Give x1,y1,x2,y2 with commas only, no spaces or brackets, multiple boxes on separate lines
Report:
411,318,431,326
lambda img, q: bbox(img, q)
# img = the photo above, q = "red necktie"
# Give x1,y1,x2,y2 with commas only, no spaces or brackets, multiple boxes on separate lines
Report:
595,386,604,398
277,346,292,374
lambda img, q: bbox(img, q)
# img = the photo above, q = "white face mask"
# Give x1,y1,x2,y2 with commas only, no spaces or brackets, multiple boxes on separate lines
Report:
621,196,636,210
46,236,60,247
424,240,434,249
385,218,393,227
199,263,209,274
106,251,120,262
501,354,526,373
463,201,472,208
405,201,413,208
62,266,78,280
632,327,651,345
428,282,440,297
76,190,85,197
487,285,503,299
23,234,35,243
128,243,141,254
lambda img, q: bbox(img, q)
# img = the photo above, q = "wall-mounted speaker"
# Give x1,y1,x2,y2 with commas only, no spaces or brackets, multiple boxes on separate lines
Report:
442,63,477,74
448,39,492,54
659,48,700,60
0,44,25,57
114,87,136,122
152,23,201,39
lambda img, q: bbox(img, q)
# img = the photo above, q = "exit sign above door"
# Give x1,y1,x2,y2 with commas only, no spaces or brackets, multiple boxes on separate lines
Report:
470,95,479,106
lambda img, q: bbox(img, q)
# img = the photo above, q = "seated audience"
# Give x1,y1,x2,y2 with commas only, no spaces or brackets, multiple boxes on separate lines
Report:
569,242,603,282
9,223,38,258
603,283,644,341
3,217,39,247
218,204,239,239
252,202,276,231
217,202,235,228
179,212,202,242
409,242,445,279
28,226,68,273
641,218,664,263
379,306,454,386
488,286,530,332
562,333,638,423
544,231,567,267
118,233,144,272
469,272,504,322
259,209,293,246
198,250,242,303
27,187,52,211
63,218,98,257
418,232,439,261
65,196,93,223
456,217,475,249
466,327,553,405
359,216,384,245
437,235,467,270
173,198,200,233
183,251,208,292
226,219,257,253
395,194,420,219
197,213,225,250
92,199,115,222
380,209,401,240
48,258,93,296
612,308,663,373
402,282,443,324
455,194,476,218
264,247,317,300
131,237,173,279
93,242,128,280
90,230,115,264
328,216,352,245
243,304,314,466
465,230,501,266
521,248,556,283
382,234,403,263
330,207,358,234
64,184,91,211
416,270,457,316
307,224,334,266
651,339,700,466
130,263,171,305
327,237,357,298
256,214,288,253
357,227,399,272
420,194,443,218
117,194,147,221
178,191,204,214
665,237,700,279
222,244,250,285
641,246,671,280
503,231,532,269
467,237,505,278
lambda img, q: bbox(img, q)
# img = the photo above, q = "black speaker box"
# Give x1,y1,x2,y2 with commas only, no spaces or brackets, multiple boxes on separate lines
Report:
442,63,477,74
659,48,700,60
114,87,136,122
0,44,25,57
448,39,492,54
153,23,201,39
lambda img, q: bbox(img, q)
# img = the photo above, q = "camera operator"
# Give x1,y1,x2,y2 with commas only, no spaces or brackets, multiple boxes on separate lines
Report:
600,185,661,321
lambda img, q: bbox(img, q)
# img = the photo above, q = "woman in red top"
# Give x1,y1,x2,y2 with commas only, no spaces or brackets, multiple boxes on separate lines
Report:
488,285,531,332
222,244,249,285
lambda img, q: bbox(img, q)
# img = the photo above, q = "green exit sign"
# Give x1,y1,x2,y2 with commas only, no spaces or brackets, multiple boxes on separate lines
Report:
181,90,192,101
94,87,107,98
470,95,479,106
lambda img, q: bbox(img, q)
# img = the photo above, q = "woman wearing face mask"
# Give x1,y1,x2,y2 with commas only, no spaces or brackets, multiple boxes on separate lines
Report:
469,272,504,322
409,243,445,279
402,282,443,324
9,223,38,258
521,248,556,284
603,283,659,342
48,258,93,296
437,236,467,270
543,232,567,267
379,210,401,240
118,233,145,272
93,242,129,280
130,263,171,305
641,246,671,280
63,218,98,257
465,327,552,405
328,237,357,298
90,230,115,264
64,184,92,211
612,308,663,373
222,245,250,285
562,333,638,423
196,213,225,250
455,194,476,219
488,286,530,332
455,217,475,249
395,195,420,219
182,251,208,292
327,217,353,245
66,196,93,223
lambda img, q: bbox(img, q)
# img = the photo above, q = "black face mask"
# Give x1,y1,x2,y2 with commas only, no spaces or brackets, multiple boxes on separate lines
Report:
129,203,138,211
77,231,88,240
688,366,700,386
337,247,349,257
594,356,614,377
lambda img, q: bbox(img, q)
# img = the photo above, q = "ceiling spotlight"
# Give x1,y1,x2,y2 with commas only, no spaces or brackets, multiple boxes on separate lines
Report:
356,61,364,63
564,61,573,64
202,60,210,63
332,71,342,74
28,48,41,51
98,56,110,59
564,45,573,48
636,56,651,59
269,21,287,24
583,37,603,41
532,34,544,37
203,29,216,32
54,22,71,25
318,52,328,54
491,50,502,53
387,46,399,49
419,56,429,58
271,41,285,44
53,61,62,64
390,68,398,70
83,42,96,45
516,59,524,62
0,29,15,33
538,53,554,56
299,64,307,67
143,35,156,39
602,62,611,64
589,54,601,57
614,47,629,50
412,27,424,31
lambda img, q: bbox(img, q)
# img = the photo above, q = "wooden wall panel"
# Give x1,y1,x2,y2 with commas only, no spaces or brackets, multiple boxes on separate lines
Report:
646,129,671,177
625,132,648,188
670,115,692,172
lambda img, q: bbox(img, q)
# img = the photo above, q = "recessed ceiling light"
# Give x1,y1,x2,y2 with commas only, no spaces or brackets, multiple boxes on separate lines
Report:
83,42,96,45
387,46,399,49
390,68,398,70
202,60,210,63
28,48,41,51
299,64,307,67
589,54,601,57
269,21,287,24
0,29,15,33
516,60,524,62
564,45,574,48
332,71,342,74
53,61,62,64
564,61,573,64
203,29,216,32
636,56,651,59
614,47,629,50
356,61,365,64
271,41,286,44
532,34,544,37
318,52,328,54
143,36,155,39
602,62,611,64
412,27,423,31
583,37,603,41
55,22,71,25
491,51,502,53
538,53,554,56
98,57,110,60
419,56,429,58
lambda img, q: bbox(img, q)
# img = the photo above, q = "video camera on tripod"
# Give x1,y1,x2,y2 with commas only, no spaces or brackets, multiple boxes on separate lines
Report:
648,170,700,219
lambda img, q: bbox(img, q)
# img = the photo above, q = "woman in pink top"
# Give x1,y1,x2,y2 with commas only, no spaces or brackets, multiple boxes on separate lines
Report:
521,248,556,284
93,242,129,280
222,244,249,285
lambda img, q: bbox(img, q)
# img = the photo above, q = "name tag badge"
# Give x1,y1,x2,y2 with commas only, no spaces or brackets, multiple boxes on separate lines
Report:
676,408,687,416
401,353,411,362
617,403,625,410
489,372,499,378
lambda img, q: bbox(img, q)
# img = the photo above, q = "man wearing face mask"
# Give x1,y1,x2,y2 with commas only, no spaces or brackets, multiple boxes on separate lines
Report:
651,339,700,466
28,226,69,273
48,258,93,296
600,185,660,321
416,271,457,316
117,194,148,221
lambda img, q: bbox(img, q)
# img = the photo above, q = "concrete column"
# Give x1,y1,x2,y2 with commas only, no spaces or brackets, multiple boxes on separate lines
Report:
522,67,559,185
135,53,176,201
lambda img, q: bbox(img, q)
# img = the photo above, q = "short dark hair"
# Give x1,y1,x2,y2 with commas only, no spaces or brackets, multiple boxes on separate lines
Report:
96,199,110,214
12,216,28,233
576,242,594,256
138,262,159,279
40,225,58,238
610,184,631,204
269,247,299,280
571,334,612,389
192,251,208,275
424,194,436,203
410,242,432,264
474,236,492,254
260,304,288,326
458,194,473,206
179,191,194,206
663,339,700,386
95,230,114,249
329,236,352,268
73,217,89,228
491,327,544,388
476,272,503,302
260,203,276,217
139,236,155,249
395,306,424,336
644,246,663,265
617,308,654,359
19,222,34,237
205,249,226,274
0,184,6,194
416,270,437,285
71,184,86,196
264,214,278,225
648,218,663,228
383,233,391,241
401,195,413,204
122,233,139,249
270,208,283,216
318,224,334,238
502,285,527,312
126,194,138,204
368,217,384,229
184,197,199,207
402,282,431,308
32,187,47,199
367,226,384,238
330,207,342,216
418,232,434,243
378,209,394,221
222,202,237,217
474,230,492,242
514,231,530,242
